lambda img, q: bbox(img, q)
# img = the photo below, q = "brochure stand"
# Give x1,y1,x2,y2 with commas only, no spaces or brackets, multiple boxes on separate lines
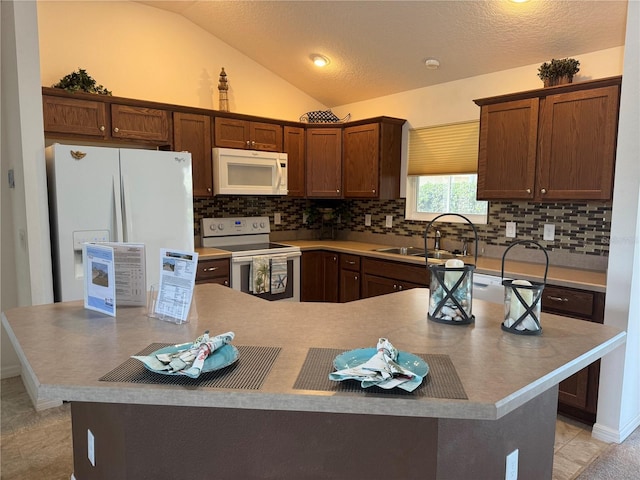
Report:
146,284,198,325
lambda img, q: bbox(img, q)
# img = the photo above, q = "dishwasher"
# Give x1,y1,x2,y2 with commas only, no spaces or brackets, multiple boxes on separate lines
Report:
472,273,505,304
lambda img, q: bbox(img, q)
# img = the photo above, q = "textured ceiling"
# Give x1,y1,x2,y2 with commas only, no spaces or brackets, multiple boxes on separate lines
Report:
138,0,628,107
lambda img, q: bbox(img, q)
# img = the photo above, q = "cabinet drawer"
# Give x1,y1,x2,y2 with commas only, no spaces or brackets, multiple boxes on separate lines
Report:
362,258,429,286
195,258,230,282
340,254,361,271
541,286,594,319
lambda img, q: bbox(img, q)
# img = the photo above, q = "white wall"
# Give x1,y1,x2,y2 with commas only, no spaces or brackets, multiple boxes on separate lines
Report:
1,0,54,378
37,1,325,120
592,0,640,444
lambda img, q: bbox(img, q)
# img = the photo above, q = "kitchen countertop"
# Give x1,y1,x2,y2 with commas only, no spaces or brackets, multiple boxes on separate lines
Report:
196,240,607,292
2,284,623,421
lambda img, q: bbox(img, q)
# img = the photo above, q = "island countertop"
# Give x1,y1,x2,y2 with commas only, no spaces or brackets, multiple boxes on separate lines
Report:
2,285,624,421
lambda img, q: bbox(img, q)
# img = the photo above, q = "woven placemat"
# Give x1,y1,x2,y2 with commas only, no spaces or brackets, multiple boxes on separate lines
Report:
293,348,468,399
99,343,280,390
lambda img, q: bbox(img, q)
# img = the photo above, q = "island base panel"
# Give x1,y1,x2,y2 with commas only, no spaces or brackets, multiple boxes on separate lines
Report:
71,388,556,480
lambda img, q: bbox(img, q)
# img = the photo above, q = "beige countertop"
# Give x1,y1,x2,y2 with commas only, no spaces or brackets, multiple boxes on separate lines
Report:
198,240,607,292
2,284,623,420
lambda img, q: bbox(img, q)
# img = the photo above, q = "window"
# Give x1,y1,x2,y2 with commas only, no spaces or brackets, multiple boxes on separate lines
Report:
405,121,487,224
405,174,488,224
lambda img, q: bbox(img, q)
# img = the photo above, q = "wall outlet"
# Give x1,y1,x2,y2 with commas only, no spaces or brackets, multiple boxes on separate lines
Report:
274,212,282,225
506,222,516,238
88,429,95,467
365,214,372,227
505,449,518,480
385,215,393,228
543,223,555,241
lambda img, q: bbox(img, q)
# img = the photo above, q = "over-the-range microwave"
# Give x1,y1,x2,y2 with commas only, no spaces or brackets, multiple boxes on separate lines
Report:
213,147,288,195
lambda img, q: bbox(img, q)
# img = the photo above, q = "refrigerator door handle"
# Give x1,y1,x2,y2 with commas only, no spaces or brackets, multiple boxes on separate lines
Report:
121,175,134,241
113,175,124,242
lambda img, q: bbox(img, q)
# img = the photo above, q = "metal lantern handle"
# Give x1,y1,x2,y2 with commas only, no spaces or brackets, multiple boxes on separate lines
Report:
500,240,549,283
423,213,479,264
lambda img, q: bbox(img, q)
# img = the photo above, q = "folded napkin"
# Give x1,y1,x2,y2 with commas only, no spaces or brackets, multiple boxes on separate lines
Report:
270,255,288,294
329,338,423,392
132,330,235,378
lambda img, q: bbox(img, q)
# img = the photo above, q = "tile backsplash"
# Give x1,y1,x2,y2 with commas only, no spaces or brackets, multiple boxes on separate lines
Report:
194,197,611,258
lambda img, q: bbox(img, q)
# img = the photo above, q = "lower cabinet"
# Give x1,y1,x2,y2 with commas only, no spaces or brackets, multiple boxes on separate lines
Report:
361,257,429,298
301,251,339,302
195,258,230,286
541,284,606,424
339,254,361,303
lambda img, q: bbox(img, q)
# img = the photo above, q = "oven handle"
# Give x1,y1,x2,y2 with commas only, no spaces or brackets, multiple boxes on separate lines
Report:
230,251,301,263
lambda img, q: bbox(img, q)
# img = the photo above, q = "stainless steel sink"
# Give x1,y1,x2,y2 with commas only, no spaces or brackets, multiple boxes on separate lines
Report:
414,250,458,260
375,246,425,256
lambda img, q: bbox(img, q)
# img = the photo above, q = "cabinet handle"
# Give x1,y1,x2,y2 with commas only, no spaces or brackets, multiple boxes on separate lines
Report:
398,285,404,290
207,187,212,193
114,127,119,133
203,267,219,272
224,280,229,286
251,140,256,146
372,189,376,193
100,125,105,132
336,189,340,193
547,295,568,302
393,284,398,290
246,140,251,146
526,188,531,194
541,188,547,194
347,260,356,265
355,275,358,280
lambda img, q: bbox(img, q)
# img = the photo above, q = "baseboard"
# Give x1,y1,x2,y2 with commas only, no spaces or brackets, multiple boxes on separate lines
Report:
592,413,640,443
1,364,21,379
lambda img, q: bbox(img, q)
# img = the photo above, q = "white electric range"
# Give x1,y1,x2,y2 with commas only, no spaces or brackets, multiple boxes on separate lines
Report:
201,216,301,301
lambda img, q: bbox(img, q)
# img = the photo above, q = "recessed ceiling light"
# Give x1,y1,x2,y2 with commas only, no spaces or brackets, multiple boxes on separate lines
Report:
425,58,440,70
311,54,330,67
509,0,530,3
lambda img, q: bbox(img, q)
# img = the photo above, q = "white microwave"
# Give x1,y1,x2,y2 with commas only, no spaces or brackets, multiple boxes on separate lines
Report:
213,147,288,195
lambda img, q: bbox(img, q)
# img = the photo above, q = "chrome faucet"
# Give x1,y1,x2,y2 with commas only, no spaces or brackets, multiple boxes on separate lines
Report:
462,239,469,256
434,230,441,251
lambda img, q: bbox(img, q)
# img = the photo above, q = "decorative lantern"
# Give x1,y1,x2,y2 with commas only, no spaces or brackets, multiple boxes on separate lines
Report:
501,240,549,335
425,214,478,325
218,67,229,112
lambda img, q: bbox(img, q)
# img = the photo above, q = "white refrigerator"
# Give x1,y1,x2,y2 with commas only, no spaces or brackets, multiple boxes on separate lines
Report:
46,143,194,302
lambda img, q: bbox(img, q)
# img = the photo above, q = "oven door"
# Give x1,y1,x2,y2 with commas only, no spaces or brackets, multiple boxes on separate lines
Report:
231,253,300,301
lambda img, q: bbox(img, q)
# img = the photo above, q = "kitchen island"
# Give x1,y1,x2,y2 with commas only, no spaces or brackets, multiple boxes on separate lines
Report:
2,285,624,479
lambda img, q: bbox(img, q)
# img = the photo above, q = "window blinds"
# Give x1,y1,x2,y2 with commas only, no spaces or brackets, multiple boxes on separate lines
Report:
408,120,480,176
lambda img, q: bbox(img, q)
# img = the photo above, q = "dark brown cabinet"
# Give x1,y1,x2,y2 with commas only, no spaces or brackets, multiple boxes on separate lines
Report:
339,254,361,302
301,251,339,302
173,112,213,197
214,117,282,151
475,76,621,201
283,126,305,197
342,118,404,199
361,257,429,299
305,128,343,198
195,258,230,286
542,284,606,424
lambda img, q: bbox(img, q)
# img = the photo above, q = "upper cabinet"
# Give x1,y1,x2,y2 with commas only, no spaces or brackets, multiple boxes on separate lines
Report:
306,127,343,198
475,76,621,201
283,126,305,197
42,87,172,147
214,117,282,151
343,118,404,199
173,112,213,197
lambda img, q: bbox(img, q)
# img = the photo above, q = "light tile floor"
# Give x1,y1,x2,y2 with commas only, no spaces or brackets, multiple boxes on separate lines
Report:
1,377,611,480
553,415,612,480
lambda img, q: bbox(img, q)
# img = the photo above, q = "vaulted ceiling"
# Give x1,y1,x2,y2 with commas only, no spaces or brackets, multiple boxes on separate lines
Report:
139,0,628,107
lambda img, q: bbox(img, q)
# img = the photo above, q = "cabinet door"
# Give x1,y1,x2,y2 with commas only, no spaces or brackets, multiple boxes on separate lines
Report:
477,99,538,200
214,117,250,149
537,85,619,200
306,128,343,198
250,122,282,151
301,251,338,302
343,123,379,198
42,95,108,138
339,269,360,303
174,112,213,197
283,126,305,197
111,104,170,143
361,274,423,299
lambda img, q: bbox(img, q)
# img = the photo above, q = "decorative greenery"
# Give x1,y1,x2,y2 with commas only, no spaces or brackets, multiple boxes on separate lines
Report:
52,68,112,95
537,58,580,82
